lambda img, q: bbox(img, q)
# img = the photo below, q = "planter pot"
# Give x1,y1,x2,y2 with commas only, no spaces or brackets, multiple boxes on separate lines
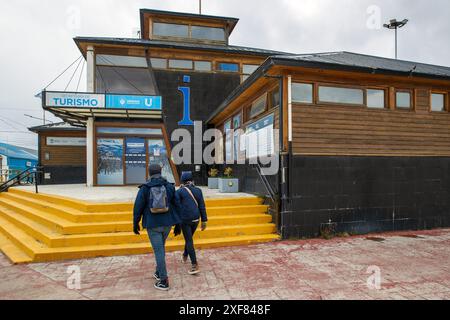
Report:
218,178,239,193
208,177,219,189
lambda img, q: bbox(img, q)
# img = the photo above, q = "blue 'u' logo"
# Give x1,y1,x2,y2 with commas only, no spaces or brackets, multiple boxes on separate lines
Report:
178,75,194,126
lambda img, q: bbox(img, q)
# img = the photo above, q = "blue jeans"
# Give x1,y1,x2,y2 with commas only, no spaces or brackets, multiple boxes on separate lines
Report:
148,226,171,281
181,221,199,265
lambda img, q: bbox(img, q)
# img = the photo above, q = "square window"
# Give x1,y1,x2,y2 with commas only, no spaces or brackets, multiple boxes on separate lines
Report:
194,61,212,71
168,59,193,69
431,93,445,112
150,58,167,69
218,63,239,72
367,89,385,109
319,86,364,105
396,91,411,109
292,83,313,104
249,94,267,119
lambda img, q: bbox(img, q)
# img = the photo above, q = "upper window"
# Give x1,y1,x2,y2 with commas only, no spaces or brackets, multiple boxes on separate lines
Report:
396,91,412,109
270,88,280,108
249,94,267,119
318,86,364,105
150,58,167,69
367,89,385,109
217,63,239,73
168,59,193,70
153,22,189,38
194,61,212,72
292,83,313,104
191,26,225,41
96,55,147,68
431,93,446,112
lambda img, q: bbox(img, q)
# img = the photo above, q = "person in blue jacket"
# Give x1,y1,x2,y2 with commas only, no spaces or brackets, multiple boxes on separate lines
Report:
175,171,208,275
133,164,181,291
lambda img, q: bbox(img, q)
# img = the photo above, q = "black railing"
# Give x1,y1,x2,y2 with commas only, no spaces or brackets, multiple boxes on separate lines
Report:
0,166,43,193
253,163,277,204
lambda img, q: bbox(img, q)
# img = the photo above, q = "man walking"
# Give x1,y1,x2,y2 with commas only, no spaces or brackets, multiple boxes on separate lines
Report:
133,164,180,291
176,171,208,275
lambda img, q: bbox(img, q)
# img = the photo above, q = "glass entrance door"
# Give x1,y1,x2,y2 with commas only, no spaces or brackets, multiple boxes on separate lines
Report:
125,137,147,185
148,139,175,184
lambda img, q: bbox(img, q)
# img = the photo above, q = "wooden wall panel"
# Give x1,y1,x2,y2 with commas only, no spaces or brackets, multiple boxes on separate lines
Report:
40,132,86,166
292,102,450,156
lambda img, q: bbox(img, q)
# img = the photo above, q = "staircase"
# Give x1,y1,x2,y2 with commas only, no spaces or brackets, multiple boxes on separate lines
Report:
0,188,278,264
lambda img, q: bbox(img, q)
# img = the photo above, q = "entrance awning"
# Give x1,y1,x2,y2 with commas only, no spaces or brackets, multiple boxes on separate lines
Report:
42,91,163,126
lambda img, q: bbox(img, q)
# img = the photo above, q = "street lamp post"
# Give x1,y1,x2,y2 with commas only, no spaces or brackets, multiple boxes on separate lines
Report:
383,19,409,59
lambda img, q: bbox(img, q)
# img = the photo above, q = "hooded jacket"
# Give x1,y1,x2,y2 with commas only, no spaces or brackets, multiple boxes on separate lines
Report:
133,175,181,229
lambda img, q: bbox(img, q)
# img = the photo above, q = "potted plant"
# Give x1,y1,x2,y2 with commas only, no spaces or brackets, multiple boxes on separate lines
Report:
218,167,239,193
207,168,220,189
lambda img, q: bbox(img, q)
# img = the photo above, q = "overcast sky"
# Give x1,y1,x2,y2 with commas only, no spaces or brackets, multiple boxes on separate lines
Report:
1,0,450,148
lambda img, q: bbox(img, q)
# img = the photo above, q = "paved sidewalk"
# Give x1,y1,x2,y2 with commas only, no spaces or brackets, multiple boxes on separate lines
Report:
1,229,450,300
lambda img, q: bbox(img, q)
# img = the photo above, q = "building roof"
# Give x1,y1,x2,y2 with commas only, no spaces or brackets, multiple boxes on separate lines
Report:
207,51,450,123
139,8,240,35
28,122,86,133
74,36,291,57
271,51,450,79
0,142,38,161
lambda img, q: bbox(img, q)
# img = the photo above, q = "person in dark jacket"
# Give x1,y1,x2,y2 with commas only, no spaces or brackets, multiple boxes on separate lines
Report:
133,164,181,291
175,171,207,275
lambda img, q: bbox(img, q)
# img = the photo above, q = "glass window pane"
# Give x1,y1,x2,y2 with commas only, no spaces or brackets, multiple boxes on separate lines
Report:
250,94,267,118
218,63,239,72
242,75,249,82
292,83,313,104
150,58,167,69
319,86,364,105
191,26,225,41
194,61,212,71
396,92,411,108
243,64,259,75
168,59,193,69
96,55,147,68
97,127,162,135
95,66,158,95
153,22,188,38
431,93,445,112
367,89,385,109
271,89,280,108
148,139,175,184
97,138,123,185
125,138,146,185
233,114,241,129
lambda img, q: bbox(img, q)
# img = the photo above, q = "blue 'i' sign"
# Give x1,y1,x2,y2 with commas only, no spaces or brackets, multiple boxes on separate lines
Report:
177,75,194,126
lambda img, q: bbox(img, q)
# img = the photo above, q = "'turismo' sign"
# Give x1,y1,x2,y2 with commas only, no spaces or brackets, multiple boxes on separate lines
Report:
44,91,162,110
46,92,105,108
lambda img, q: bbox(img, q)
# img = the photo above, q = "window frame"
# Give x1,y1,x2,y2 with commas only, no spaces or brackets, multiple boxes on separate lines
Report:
191,25,226,42
291,82,315,105
317,84,366,107
395,89,414,110
216,62,240,73
168,59,194,70
430,91,448,113
366,87,388,110
248,93,268,120
152,22,189,39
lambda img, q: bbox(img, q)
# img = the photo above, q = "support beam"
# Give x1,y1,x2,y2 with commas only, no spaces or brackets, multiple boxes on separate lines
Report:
86,117,94,187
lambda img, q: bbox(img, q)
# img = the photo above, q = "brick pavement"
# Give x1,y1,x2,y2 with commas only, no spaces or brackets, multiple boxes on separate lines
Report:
1,229,449,300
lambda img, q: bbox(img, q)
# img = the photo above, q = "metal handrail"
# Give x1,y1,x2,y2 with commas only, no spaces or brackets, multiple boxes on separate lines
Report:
0,166,43,193
253,163,277,204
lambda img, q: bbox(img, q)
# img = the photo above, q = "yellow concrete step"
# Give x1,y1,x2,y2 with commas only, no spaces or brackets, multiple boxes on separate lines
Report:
9,188,264,212
0,204,275,246
0,197,270,235
0,232,33,264
0,214,279,264
0,192,268,223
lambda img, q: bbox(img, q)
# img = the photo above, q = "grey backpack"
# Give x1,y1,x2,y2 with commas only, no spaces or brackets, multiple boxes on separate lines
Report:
149,185,169,214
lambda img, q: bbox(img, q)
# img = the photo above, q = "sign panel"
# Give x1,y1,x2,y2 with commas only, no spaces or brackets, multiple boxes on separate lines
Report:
46,137,87,146
96,138,124,185
105,95,162,110
46,92,105,108
245,113,275,159
125,138,146,185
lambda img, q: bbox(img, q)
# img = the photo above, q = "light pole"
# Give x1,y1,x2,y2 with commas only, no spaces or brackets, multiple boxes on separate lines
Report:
383,19,408,59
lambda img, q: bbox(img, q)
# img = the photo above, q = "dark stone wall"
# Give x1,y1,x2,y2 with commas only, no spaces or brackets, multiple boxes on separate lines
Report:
41,166,86,185
283,156,450,238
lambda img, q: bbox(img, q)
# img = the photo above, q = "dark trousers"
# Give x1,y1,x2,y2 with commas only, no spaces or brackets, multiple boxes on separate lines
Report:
181,221,199,265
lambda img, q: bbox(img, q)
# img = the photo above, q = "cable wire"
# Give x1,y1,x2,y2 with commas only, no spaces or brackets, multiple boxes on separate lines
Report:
64,56,84,91
75,59,85,92
42,55,83,90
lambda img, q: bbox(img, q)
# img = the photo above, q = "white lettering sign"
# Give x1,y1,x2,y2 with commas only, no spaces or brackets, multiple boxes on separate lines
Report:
46,137,86,146
46,92,105,108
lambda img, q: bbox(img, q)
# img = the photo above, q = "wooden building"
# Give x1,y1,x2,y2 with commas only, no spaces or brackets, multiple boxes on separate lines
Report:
208,52,450,237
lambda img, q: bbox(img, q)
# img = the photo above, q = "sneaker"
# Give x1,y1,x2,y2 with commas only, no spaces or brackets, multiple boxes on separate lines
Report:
188,264,200,275
182,255,188,264
154,279,170,291
153,272,160,281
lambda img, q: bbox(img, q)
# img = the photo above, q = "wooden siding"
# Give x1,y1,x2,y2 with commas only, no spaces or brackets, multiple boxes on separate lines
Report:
40,132,86,166
292,92,450,156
